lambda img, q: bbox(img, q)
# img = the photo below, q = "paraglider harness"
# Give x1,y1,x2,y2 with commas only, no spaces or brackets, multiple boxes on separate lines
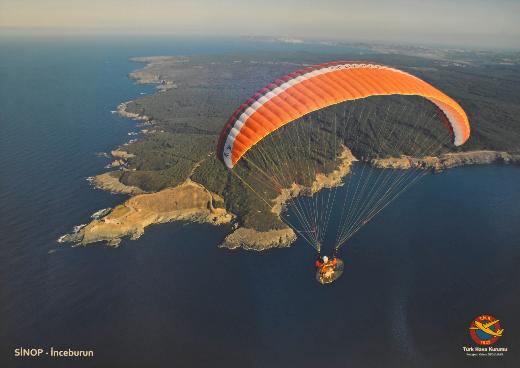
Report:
315,250,340,284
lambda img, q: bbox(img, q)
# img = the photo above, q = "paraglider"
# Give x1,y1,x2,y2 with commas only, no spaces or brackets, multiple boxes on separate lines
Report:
218,61,469,169
315,255,344,285
217,61,470,284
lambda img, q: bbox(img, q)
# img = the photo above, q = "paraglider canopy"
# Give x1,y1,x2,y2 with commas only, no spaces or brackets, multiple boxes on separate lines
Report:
315,257,344,284
217,60,471,285
217,61,470,169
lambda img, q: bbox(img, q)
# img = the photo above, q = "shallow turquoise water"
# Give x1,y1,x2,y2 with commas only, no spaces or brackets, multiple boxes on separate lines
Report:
1,37,519,367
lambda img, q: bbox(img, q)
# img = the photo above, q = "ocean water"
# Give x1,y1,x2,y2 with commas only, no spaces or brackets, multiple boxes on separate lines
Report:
1,37,519,368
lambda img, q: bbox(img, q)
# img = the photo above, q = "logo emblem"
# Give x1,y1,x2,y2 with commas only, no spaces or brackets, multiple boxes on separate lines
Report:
469,315,504,345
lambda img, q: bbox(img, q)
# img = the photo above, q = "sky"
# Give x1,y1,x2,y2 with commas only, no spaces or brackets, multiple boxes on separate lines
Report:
1,0,519,48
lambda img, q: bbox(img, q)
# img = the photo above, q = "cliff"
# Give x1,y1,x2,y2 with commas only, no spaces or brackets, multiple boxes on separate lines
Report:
271,146,356,216
220,227,297,251
89,171,144,195
371,150,520,171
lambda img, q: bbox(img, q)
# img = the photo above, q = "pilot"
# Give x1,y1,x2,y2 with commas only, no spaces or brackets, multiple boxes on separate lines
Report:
315,255,329,267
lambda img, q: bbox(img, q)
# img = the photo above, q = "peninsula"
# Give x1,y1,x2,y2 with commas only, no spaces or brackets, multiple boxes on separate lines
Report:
61,46,520,249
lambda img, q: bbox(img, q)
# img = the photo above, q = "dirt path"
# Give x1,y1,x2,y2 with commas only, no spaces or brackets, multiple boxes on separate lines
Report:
188,151,213,178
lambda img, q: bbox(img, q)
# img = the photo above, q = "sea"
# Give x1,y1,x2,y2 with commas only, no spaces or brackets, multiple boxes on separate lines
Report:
1,36,519,368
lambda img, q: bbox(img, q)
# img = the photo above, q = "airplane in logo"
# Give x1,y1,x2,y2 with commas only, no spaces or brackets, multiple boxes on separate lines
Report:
470,319,504,337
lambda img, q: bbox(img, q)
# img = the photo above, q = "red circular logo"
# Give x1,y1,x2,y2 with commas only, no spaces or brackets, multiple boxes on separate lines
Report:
469,315,503,345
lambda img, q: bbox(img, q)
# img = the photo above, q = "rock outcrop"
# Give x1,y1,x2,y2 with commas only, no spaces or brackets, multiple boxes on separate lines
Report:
220,227,297,251
116,102,152,122
371,150,520,171
89,171,144,195
271,145,356,215
110,149,135,159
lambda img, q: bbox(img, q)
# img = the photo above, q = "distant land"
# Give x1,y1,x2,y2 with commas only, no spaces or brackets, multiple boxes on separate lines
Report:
61,43,520,249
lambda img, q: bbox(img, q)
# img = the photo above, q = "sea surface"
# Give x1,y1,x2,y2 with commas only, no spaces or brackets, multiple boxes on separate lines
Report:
1,37,519,368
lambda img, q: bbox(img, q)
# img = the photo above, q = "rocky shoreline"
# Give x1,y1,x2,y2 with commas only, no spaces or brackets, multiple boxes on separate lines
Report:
371,150,520,171
271,146,356,216
68,101,520,250
65,143,357,250
116,101,152,122
66,102,519,251
89,171,144,195
61,56,520,251
221,146,356,251
220,228,297,251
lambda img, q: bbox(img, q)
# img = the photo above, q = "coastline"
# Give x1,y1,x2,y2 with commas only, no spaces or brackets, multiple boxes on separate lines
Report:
74,144,517,249
220,228,297,251
128,56,188,91
116,101,152,122
371,150,520,170
65,98,520,250
61,56,520,250
61,179,234,247
271,146,356,216
65,134,357,249
89,171,145,195
220,145,357,250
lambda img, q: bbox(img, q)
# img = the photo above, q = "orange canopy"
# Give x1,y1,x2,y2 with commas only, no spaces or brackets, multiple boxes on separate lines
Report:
218,61,470,168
